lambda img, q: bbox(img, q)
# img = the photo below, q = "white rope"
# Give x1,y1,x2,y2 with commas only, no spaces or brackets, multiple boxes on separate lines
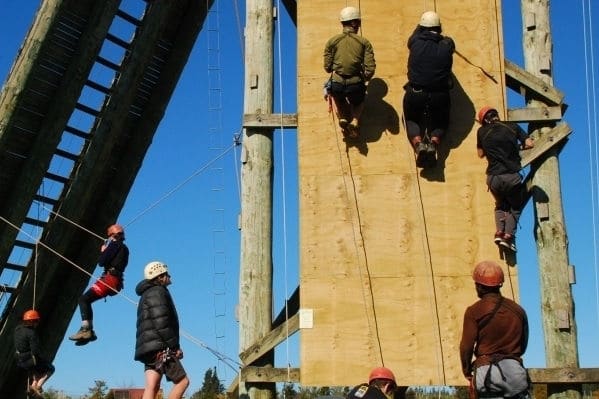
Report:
582,0,599,332
274,0,293,384
0,215,241,367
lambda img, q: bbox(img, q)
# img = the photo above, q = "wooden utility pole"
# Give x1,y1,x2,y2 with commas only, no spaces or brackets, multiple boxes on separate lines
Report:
521,1,580,398
239,0,275,398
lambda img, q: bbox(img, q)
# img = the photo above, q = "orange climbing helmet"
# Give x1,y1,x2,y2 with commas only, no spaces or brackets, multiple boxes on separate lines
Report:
472,260,505,287
23,309,41,321
369,366,396,384
477,106,498,125
107,223,124,237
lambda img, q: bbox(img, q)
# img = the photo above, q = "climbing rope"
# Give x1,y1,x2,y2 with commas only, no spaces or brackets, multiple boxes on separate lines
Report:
582,0,599,330
329,105,386,366
0,215,242,370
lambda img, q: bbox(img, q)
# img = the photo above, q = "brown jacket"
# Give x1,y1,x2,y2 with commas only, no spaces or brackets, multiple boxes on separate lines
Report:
459,292,528,377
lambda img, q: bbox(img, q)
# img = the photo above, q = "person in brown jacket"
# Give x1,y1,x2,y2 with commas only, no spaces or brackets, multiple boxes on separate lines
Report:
460,261,530,399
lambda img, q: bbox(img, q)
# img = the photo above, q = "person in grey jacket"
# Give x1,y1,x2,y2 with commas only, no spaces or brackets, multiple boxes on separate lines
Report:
135,261,189,399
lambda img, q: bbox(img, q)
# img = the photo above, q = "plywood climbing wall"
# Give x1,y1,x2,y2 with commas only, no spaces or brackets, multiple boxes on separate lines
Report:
298,0,520,387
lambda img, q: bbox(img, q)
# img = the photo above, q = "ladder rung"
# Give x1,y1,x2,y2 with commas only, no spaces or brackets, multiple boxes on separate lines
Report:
96,56,120,71
116,9,142,26
23,217,47,228
64,125,90,139
55,148,80,162
44,172,69,184
34,194,58,206
75,103,100,117
4,263,26,272
106,33,131,50
14,240,36,250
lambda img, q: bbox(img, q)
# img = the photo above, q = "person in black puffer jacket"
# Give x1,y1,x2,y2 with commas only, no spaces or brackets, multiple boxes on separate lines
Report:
135,261,189,399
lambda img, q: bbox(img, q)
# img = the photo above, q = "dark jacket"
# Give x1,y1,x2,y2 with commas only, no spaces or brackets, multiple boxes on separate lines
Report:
407,27,454,91
459,292,528,377
347,383,388,399
477,121,528,175
134,279,180,363
14,324,41,368
98,239,129,276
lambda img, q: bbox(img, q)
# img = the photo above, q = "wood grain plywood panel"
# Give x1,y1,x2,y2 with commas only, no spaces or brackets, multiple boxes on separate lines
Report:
298,0,517,386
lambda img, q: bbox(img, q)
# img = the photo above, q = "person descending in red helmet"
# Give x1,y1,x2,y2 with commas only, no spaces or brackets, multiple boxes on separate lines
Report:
460,261,530,399
476,107,534,252
14,309,55,398
69,223,129,345
347,366,408,399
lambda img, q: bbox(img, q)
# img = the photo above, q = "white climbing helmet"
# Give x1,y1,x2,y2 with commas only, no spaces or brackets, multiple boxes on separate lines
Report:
340,6,361,22
420,11,441,28
144,261,169,280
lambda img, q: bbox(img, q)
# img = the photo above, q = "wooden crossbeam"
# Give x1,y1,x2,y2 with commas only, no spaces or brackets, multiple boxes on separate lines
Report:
529,368,599,384
239,312,300,365
243,113,297,128
241,366,301,383
520,122,572,168
507,105,565,123
505,59,564,105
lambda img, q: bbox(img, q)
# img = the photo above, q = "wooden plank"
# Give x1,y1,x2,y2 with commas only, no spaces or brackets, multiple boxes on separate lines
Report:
298,0,514,387
241,366,301,383
243,113,298,128
507,105,564,123
520,123,571,168
528,368,599,384
240,313,300,365
505,59,564,105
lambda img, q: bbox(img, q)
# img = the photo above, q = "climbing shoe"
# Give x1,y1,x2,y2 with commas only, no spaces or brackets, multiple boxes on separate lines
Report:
347,122,359,138
499,234,516,252
338,118,349,129
494,231,504,244
415,142,428,167
69,327,94,341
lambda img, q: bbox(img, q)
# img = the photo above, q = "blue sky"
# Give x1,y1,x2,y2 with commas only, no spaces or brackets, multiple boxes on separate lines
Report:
0,0,598,397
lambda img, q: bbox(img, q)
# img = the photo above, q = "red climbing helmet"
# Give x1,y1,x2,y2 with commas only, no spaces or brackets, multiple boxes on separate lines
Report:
369,366,396,384
23,309,41,321
472,260,505,287
107,223,124,237
477,106,498,125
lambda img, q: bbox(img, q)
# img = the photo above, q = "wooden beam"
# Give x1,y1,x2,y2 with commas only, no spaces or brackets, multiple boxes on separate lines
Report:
225,374,239,399
520,123,571,168
243,113,297,128
505,59,564,105
241,366,300,383
528,368,599,384
507,106,564,123
239,312,300,365
272,286,299,327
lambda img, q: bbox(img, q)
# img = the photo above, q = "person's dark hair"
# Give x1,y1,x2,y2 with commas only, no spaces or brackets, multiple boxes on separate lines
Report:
475,283,501,295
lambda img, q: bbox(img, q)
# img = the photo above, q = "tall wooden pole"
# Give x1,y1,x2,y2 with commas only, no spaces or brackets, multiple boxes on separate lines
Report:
239,0,275,398
521,1,580,398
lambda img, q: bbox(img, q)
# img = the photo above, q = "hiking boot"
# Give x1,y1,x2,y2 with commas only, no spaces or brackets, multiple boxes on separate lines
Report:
494,231,504,245
499,234,517,252
69,327,94,341
415,142,428,167
347,122,359,138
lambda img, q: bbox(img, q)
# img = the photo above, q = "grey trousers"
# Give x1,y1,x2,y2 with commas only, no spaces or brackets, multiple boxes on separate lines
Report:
474,358,530,398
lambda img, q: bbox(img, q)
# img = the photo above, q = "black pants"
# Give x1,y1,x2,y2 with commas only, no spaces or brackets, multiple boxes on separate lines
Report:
403,86,450,141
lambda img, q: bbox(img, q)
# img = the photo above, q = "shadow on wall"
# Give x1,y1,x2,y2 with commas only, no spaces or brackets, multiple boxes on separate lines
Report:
420,74,476,182
344,78,400,155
